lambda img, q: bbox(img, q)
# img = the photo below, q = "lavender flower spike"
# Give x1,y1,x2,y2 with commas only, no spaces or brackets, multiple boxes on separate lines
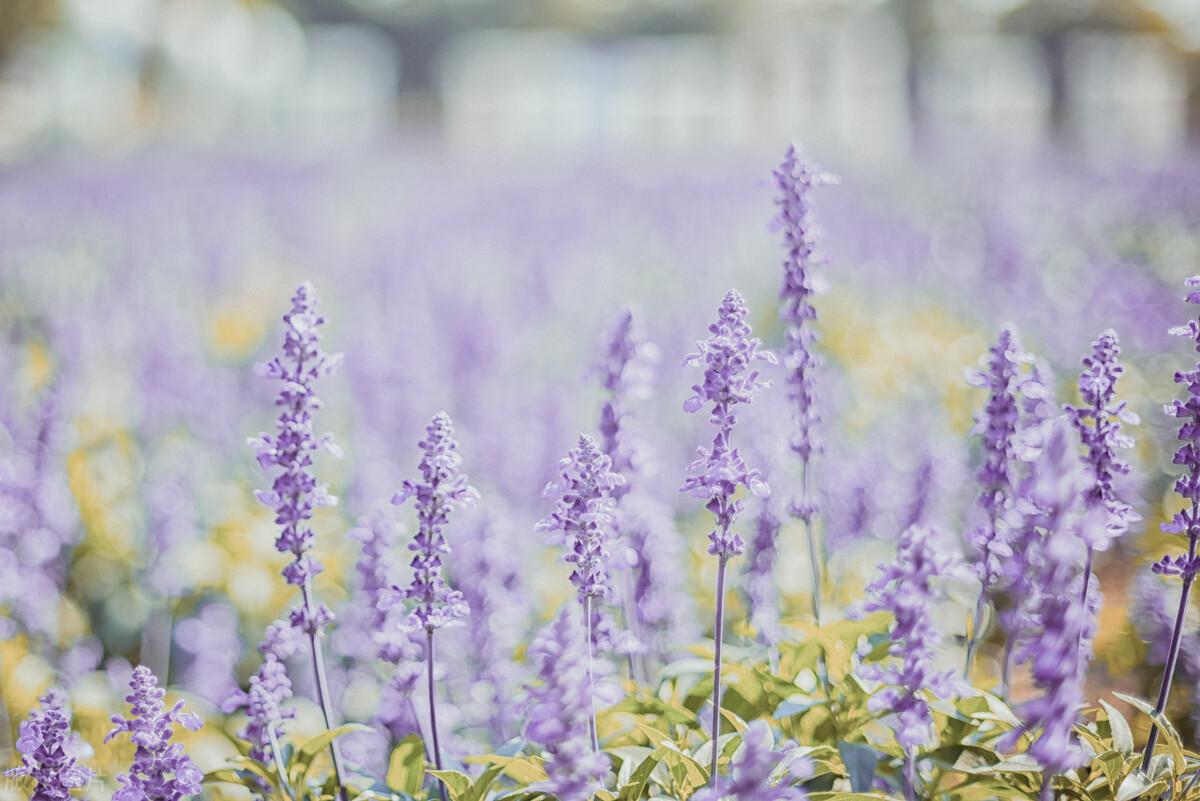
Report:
1064,329,1139,609
248,281,348,795
595,307,657,490
681,289,773,785
863,526,958,801
963,327,1028,678
524,605,611,801
4,690,93,801
691,721,810,801
390,411,478,773
537,433,624,750
1142,277,1200,772
775,146,835,627
106,666,204,801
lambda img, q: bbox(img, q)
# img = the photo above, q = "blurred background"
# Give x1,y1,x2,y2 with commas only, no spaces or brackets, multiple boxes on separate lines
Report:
4,0,1200,797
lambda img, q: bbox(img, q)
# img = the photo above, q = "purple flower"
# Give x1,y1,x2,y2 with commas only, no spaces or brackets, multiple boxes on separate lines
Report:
745,502,783,647
862,525,958,753
1006,531,1088,778
106,666,204,801
537,434,624,600
4,690,93,801
691,721,809,801
249,281,342,626
681,289,774,559
523,605,611,801
620,494,697,660
1064,329,1139,547
595,307,657,492
774,144,835,469
390,412,478,632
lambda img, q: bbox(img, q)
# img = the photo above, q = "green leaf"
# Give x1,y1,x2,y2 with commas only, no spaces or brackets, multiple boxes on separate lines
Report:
296,724,373,790
806,793,895,801
837,742,878,793
428,769,472,801
618,751,662,801
386,734,427,796
1113,692,1186,774
1116,770,1164,801
465,764,507,801
1099,699,1135,757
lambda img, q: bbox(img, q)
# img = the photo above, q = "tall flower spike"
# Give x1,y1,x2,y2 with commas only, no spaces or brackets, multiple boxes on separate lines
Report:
690,721,810,801
1065,329,1139,612
745,501,783,648
524,605,612,801
4,690,94,801
390,411,478,774
863,525,959,801
106,666,204,801
682,289,773,785
595,307,657,493
537,434,624,601
963,327,1031,678
392,412,478,632
248,282,347,794
1142,276,1200,772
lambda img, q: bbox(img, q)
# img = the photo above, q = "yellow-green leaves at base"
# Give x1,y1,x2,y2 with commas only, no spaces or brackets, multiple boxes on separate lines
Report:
387,735,427,796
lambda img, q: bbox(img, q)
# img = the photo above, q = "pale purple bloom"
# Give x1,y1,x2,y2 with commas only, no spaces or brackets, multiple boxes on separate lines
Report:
249,281,342,627
537,434,624,600
620,494,696,658
595,307,657,491
745,502,782,647
107,666,204,801
691,721,809,801
1065,329,1139,547
523,605,611,801
681,289,774,558
223,620,300,764
774,145,835,470
4,690,93,801
390,412,478,632
863,525,958,752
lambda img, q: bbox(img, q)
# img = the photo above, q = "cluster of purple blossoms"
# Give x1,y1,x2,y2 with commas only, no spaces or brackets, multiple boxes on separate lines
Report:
4,689,93,801
107,666,204,801
537,434,624,600
862,525,958,757
619,494,696,661
1065,329,1139,548
1007,530,1089,784
681,289,774,558
390,411,478,632
745,501,783,647
348,511,424,740
691,722,810,801
773,144,835,475
223,620,300,764
249,281,342,631
595,307,657,491
524,606,612,801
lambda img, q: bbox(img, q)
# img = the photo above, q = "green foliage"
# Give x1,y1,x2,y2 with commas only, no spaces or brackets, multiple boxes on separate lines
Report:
206,616,1200,801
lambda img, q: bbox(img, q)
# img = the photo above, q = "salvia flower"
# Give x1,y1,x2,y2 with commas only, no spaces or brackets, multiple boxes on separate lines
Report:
4,690,93,801
524,606,612,801
223,619,300,766
106,666,204,801
1006,530,1088,782
1064,329,1139,547
595,307,657,492
681,289,774,558
862,525,958,754
249,281,342,626
619,494,696,660
1142,276,1200,771
774,144,835,470
537,434,624,599
691,721,810,801
745,501,783,647
391,412,479,632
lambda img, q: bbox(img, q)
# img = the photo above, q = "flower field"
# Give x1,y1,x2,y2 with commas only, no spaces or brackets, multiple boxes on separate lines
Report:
3,145,1200,801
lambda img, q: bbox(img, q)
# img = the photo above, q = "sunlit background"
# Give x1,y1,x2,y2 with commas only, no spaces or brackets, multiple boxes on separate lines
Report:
4,1,1200,797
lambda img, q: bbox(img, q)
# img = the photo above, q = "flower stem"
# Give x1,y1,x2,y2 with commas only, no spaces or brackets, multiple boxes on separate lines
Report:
426,627,447,801
301,581,348,801
1140,529,1197,773
584,595,600,752
709,557,728,787
963,587,988,681
904,751,916,801
267,722,297,801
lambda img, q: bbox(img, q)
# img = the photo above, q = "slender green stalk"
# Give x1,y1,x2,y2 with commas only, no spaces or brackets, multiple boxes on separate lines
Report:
709,557,729,786
301,581,348,801
267,722,297,801
584,595,600,752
